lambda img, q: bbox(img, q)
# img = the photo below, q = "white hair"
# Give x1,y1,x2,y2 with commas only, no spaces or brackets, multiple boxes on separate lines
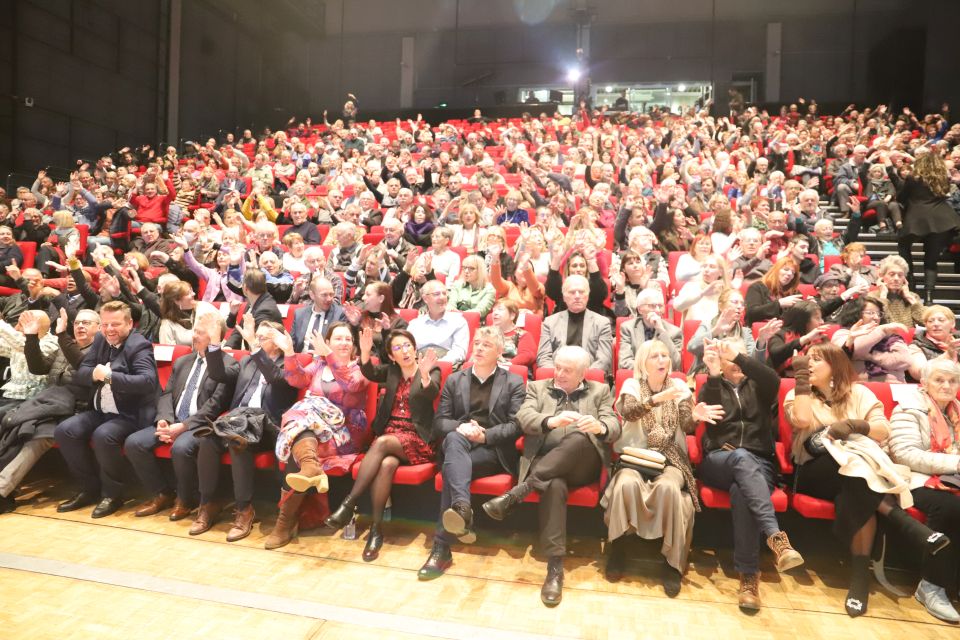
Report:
554,345,590,374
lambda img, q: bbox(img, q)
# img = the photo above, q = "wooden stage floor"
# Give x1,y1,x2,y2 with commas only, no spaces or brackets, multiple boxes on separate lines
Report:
0,476,955,640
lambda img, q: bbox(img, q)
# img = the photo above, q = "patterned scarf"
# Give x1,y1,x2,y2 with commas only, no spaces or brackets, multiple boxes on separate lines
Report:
923,390,960,454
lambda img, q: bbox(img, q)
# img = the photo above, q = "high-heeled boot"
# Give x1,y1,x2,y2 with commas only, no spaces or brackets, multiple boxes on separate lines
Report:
285,438,328,493
324,494,357,530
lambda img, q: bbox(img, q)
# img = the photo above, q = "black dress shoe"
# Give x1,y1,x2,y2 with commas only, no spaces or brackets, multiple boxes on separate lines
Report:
57,491,99,513
541,556,564,606
605,540,626,583
417,541,453,580
0,493,16,514
362,524,383,562
482,492,520,521
91,497,125,519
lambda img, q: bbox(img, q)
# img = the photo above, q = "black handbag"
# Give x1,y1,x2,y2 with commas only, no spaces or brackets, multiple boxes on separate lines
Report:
803,427,829,458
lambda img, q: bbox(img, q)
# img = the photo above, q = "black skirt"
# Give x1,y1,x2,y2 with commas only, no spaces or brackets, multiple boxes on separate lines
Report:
794,454,883,546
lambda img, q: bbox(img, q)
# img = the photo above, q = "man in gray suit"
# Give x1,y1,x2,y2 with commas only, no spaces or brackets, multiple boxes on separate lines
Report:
417,327,526,581
618,288,682,371
536,275,612,372
290,276,345,353
482,346,620,607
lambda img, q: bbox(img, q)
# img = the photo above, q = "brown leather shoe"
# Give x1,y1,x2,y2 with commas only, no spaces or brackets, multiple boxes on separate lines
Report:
189,502,222,536
226,504,256,542
264,491,304,550
168,499,194,521
134,493,174,517
738,572,761,612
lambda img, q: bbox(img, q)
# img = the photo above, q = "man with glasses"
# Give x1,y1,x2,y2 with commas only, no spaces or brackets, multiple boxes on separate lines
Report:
617,288,682,371
407,280,469,366
0,309,101,513
290,277,345,353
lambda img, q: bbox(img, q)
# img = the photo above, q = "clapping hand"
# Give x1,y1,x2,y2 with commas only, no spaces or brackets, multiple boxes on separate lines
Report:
653,384,685,406
418,348,438,377
692,402,725,424
92,363,111,382
310,330,332,357
271,329,294,355
19,312,40,335
237,312,257,346
756,318,783,344
358,326,374,356
548,410,582,429
55,307,69,335
575,414,605,435
342,303,362,325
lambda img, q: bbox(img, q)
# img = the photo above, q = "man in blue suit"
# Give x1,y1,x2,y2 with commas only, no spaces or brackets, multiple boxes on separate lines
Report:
291,276,346,353
55,301,160,518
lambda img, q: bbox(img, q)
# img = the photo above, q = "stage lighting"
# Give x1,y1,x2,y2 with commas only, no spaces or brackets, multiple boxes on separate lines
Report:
567,67,581,83
677,83,687,92
605,86,613,92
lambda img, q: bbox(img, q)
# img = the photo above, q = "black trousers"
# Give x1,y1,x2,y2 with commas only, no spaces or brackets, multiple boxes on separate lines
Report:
197,436,256,508
521,431,601,558
795,454,883,547
913,487,960,596
898,231,951,274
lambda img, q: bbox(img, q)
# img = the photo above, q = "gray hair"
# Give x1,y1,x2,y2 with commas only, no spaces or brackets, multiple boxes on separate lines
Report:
878,255,910,276
922,358,960,385
473,326,505,351
554,345,590,374
561,274,589,293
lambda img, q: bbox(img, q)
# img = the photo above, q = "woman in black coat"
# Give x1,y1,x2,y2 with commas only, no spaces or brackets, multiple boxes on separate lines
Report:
325,327,441,562
889,152,959,303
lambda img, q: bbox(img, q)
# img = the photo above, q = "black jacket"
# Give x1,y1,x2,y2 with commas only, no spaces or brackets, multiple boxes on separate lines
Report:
360,358,440,445
158,350,239,430
224,292,283,349
433,367,525,474
73,332,159,424
206,347,295,425
697,353,780,458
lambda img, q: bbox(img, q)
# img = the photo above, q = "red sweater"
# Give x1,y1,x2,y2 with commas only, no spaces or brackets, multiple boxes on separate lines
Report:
130,179,174,225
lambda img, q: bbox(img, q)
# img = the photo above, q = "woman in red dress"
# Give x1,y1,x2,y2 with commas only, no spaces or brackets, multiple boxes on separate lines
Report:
325,328,441,561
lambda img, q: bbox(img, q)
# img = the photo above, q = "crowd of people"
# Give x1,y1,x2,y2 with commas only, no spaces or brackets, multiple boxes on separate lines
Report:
0,93,959,620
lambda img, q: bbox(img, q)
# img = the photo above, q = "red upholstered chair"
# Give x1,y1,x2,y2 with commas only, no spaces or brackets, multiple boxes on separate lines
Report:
681,319,702,372
153,344,193,390
535,367,606,383
691,374,789,512
17,241,37,269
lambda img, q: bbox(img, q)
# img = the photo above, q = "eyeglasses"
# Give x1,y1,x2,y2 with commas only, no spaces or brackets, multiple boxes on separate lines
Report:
462,266,477,272
75,320,98,326
391,342,414,352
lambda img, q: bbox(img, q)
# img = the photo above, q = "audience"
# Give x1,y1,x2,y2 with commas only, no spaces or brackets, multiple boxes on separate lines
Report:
1,100,957,618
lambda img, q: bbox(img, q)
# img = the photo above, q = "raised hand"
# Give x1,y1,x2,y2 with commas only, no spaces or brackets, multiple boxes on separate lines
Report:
238,312,257,346
272,329,294,355
19,312,40,335
779,294,804,308
757,318,783,344
418,347,438,376
56,307,69,335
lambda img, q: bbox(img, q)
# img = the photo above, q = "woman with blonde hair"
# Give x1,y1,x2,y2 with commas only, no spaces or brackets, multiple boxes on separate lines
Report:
673,254,733,325
604,340,720,595
446,255,496,320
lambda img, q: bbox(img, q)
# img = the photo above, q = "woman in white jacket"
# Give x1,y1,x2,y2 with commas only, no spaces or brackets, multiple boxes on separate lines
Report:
888,358,960,623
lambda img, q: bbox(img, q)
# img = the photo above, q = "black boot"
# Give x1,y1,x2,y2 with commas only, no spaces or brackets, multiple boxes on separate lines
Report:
845,555,871,617
362,523,383,562
661,559,683,598
885,505,950,555
605,537,627,583
924,269,937,306
418,541,453,580
541,556,564,606
324,495,357,530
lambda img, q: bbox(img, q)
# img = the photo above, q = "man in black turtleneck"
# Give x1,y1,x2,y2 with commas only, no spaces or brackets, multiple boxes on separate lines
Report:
535,275,612,371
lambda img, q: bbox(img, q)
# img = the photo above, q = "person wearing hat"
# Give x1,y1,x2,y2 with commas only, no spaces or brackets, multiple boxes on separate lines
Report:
813,272,868,324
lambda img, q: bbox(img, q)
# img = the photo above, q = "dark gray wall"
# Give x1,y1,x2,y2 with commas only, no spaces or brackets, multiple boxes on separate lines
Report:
1,0,166,180
305,0,927,111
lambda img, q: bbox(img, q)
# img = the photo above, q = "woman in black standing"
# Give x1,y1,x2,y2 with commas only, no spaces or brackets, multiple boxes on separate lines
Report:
889,151,959,304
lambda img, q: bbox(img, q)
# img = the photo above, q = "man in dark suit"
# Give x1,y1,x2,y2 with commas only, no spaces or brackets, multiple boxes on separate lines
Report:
54,301,160,518
124,315,239,520
482,345,620,606
418,327,525,580
190,320,297,542
291,276,346,353
214,166,248,211
225,269,282,349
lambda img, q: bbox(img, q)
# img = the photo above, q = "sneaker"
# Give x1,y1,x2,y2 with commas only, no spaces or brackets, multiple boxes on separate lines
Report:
915,579,960,623
766,531,804,572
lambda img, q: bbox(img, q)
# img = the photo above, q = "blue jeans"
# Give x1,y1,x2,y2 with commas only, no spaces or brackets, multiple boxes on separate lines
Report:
698,448,780,574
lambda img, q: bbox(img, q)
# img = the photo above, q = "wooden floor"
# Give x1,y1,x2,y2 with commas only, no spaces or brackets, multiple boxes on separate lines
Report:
1,476,955,640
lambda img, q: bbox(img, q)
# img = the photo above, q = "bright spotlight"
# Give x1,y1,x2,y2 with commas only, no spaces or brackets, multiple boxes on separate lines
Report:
677,83,687,92
567,67,581,83
605,85,613,92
